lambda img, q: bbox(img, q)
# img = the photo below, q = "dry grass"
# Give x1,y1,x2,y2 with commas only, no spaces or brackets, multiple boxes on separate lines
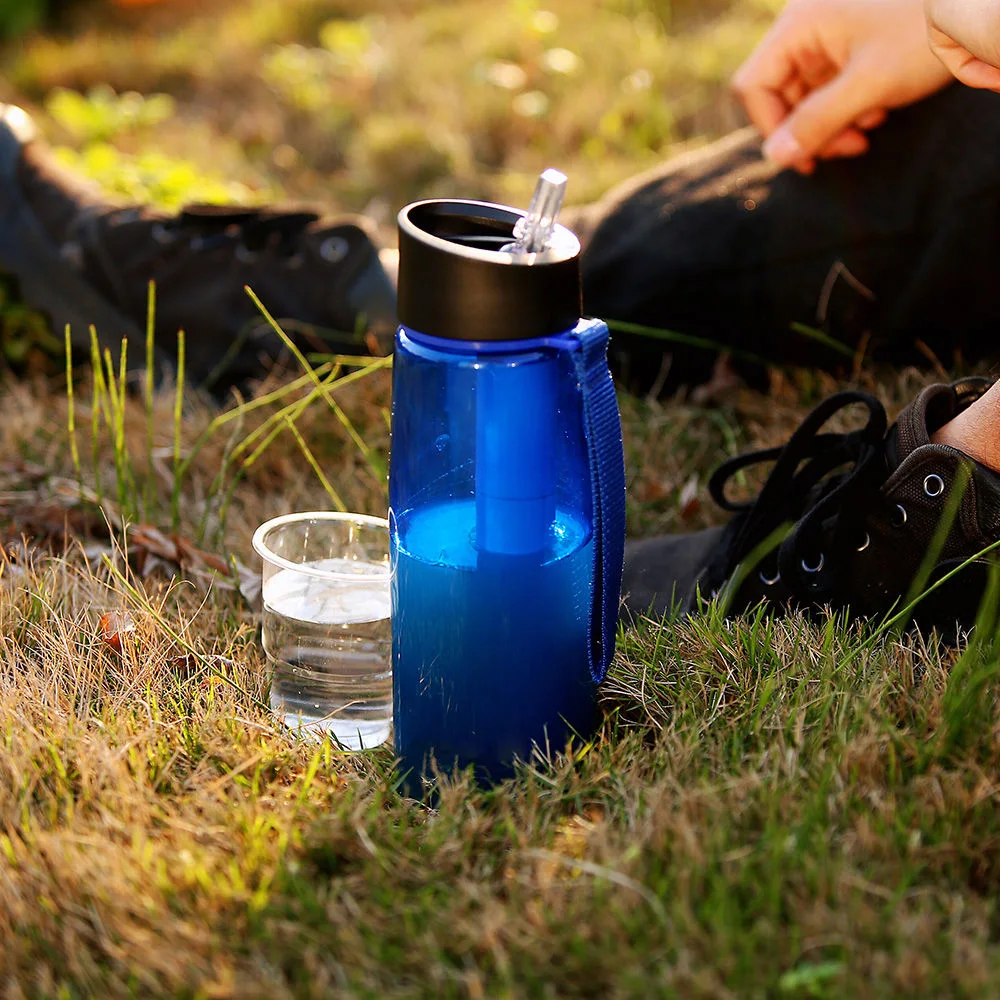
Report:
0,0,997,997
0,365,397,993
0,352,997,996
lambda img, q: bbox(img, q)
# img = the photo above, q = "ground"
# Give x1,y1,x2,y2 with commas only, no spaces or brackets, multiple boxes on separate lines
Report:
0,1,999,997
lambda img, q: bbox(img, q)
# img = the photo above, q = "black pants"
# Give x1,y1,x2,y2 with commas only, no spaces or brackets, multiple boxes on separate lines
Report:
574,85,1000,392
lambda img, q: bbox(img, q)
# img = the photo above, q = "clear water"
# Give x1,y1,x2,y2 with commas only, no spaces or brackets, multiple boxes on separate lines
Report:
392,500,596,787
262,558,391,750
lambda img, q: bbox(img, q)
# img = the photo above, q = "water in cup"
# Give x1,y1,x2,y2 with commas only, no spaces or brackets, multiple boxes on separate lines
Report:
261,556,391,750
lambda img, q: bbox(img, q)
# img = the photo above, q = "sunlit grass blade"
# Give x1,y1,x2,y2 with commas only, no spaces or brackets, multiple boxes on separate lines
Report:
89,326,108,507
936,561,1000,760
200,367,343,536
204,356,392,535
328,395,387,485
145,280,156,518
282,415,347,512
171,329,185,531
64,324,82,502
245,286,390,492
181,352,390,542
839,536,1000,674
213,418,290,546
103,341,135,522
175,361,337,492
306,353,396,369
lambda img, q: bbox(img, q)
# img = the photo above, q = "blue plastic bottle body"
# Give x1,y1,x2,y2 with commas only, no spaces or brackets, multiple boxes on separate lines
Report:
389,323,599,785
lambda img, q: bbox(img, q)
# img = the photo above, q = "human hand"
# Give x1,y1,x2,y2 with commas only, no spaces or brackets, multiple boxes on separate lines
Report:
732,0,952,174
927,0,1000,90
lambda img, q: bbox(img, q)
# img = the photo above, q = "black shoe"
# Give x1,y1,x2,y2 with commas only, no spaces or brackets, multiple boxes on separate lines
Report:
0,104,397,392
623,378,1000,631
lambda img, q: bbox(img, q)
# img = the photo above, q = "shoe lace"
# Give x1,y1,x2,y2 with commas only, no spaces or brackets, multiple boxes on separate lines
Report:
704,390,889,601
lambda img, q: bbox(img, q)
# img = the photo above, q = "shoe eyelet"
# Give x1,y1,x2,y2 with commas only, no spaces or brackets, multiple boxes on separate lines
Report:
856,532,870,553
801,553,824,574
152,222,175,245
235,242,260,264
759,568,780,587
320,235,349,264
924,474,945,498
891,504,908,528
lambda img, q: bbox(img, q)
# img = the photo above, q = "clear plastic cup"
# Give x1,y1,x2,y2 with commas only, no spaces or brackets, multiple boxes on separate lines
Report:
252,512,391,750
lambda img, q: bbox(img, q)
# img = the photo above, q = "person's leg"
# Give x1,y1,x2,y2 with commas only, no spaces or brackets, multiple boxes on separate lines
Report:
0,104,397,395
933,382,1000,473
575,85,1000,393
622,375,1000,631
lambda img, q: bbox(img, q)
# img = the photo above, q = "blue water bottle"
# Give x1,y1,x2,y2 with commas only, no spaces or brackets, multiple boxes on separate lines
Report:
389,171,626,790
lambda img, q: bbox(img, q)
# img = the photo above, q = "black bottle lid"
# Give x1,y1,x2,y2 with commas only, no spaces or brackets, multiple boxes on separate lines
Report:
397,199,582,342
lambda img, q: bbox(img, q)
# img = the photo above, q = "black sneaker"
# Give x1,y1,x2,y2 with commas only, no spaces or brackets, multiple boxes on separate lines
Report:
623,378,1000,631
0,104,397,392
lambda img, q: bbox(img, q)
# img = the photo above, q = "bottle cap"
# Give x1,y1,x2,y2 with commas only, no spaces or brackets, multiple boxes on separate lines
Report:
397,197,581,342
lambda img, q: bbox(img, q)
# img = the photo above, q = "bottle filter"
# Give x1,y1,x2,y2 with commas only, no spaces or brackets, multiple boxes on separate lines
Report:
389,174,625,789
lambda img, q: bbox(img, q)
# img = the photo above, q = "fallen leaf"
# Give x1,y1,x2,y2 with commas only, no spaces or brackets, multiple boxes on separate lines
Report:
127,524,241,593
99,610,136,653
128,524,179,564
174,534,230,575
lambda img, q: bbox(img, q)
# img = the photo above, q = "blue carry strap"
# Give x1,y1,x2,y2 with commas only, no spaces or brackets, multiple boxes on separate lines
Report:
570,318,626,684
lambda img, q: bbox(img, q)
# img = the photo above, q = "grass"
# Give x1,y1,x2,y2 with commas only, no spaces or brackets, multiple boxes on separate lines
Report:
0,0,783,218
0,0,999,996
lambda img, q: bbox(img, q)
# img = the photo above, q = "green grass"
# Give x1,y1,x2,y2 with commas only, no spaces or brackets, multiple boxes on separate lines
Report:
0,0,998,996
4,326,999,997
1,0,782,214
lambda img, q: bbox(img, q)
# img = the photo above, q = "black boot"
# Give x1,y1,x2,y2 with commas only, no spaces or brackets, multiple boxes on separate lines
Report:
0,104,396,393
623,379,1000,632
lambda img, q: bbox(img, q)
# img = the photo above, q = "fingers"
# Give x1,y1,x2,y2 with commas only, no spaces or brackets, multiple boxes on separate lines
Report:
732,20,803,137
954,57,1000,90
781,108,885,165
781,77,809,109
740,85,793,139
760,65,880,168
928,27,1000,90
855,108,888,130
818,126,870,159
815,109,886,160
732,4,889,175
737,73,885,172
